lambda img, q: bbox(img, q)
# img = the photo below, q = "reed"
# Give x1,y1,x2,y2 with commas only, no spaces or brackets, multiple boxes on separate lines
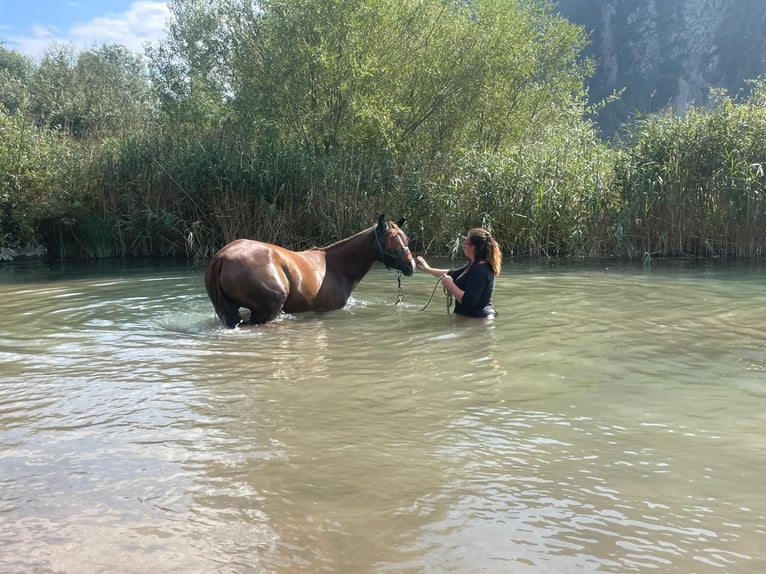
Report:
29,120,620,260
12,81,766,261
615,91,766,257
400,121,618,259
38,129,404,259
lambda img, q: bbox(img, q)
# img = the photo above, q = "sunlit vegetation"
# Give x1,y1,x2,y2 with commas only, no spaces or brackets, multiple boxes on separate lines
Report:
614,83,766,258
1,0,765,260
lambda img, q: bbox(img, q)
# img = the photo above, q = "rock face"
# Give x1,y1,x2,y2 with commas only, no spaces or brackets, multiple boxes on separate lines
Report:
556,0,766,135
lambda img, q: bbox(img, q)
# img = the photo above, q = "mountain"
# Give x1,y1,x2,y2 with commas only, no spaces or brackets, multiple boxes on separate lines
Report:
555,0,766,137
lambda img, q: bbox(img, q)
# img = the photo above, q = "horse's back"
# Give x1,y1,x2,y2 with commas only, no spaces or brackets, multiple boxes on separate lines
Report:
206,239,328,322
214,239,284,270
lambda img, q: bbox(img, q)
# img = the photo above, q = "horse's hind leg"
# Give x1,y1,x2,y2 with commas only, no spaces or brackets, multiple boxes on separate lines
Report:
248,308,278,324
218,298,244,328
246,290,287,325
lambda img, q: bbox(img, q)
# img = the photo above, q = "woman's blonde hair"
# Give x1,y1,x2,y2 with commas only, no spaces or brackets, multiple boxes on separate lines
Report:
467,228,502,276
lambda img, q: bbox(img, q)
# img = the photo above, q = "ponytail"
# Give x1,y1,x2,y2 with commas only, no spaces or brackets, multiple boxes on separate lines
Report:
467,228,502,276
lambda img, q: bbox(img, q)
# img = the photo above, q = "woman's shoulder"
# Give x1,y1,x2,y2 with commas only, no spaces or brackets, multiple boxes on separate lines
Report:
474,261,495,275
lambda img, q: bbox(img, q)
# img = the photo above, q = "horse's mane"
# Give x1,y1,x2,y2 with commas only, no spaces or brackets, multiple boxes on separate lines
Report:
316,224,375,252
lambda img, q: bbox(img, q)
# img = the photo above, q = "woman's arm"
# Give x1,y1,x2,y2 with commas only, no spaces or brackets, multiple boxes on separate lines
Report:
416,256,450,278
418,257,469,302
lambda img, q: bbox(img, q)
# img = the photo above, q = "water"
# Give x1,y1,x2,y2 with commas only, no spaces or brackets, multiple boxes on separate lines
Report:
1,258,765,573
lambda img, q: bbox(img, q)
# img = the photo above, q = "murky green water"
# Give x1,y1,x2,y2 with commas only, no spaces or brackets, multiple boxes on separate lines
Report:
1,258,765,573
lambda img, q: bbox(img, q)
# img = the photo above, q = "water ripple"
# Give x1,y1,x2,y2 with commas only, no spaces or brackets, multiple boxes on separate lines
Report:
1,262,765,572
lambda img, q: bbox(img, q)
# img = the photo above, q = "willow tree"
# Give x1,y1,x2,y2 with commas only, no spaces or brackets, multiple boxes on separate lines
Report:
147,0,235,127
151,0,591,155
0,47,34,115
27,44,156,138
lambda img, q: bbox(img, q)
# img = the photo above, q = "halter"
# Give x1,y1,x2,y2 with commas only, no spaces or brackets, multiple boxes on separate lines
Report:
374,225,411,304
374,226,409,264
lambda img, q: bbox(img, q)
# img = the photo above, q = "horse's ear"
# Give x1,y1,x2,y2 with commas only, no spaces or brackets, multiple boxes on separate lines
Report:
396,217,406,228
376,214,387,232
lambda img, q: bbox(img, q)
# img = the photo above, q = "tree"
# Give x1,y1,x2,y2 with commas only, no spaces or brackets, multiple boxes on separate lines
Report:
146,0,235,126
150,0,591,154
74,45,158,135
27,45,76,132
0,46,34,114
0,106,61,248
462,0,592,152
29,44,156,138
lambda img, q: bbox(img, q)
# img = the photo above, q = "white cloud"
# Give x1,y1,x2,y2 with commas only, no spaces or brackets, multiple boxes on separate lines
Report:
4,1,170,60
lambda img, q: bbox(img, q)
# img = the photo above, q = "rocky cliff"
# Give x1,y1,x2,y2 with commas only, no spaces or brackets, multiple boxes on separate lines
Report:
555,0,766,136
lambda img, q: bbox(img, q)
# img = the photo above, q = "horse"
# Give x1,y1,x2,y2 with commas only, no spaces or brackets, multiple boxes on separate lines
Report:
204,214,415,327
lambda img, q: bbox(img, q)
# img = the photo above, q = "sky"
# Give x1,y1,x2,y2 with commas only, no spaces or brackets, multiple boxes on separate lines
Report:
0,0,170,60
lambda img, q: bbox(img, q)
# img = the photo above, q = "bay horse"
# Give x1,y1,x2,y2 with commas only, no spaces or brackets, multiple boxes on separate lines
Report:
205,214,415,327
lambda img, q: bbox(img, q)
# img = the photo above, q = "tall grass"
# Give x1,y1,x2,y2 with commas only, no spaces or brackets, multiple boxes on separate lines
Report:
11,81,766,261
400,122,618,258
42,129,404,259
614,92,766,258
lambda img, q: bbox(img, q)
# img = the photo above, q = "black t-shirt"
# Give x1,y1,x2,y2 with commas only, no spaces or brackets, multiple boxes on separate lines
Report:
448,262,497,318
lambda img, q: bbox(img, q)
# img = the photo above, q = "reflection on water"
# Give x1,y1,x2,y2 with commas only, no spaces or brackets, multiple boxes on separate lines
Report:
0,259,765,573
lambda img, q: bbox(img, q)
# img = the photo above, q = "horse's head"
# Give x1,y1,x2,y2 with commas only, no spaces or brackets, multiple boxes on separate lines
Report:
375,214,415,276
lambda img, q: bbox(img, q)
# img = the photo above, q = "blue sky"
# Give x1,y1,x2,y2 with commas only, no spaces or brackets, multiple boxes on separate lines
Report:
0,1,169,59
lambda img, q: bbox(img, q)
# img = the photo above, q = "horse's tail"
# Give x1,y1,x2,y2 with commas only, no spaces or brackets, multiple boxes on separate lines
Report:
204,256,223,314
204,255,237,326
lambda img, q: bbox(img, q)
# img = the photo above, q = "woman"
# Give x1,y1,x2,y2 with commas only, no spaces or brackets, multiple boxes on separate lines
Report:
416,228,502,318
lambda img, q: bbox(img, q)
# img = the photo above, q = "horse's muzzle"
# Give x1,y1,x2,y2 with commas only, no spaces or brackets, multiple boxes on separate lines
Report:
401,259,416,276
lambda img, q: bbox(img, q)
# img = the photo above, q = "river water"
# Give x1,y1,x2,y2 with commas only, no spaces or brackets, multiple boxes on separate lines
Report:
0,258,764,573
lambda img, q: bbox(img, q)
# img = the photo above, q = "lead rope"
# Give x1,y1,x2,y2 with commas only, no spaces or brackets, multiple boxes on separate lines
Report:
420,264,473,314
419,276,453,314
377,228,407,305
395,270,404,304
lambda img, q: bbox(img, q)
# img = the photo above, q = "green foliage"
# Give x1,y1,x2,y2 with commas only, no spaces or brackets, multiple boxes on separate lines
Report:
5,0,766,261
60,120,613,260
0,106,64,248
615,83,766,257
152,0,590,156
146,0,234,126
30,44,156,138
402,119,617,258
0,46,34,114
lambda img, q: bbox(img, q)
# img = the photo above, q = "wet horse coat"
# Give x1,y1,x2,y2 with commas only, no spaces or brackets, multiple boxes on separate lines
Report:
205,215,415,326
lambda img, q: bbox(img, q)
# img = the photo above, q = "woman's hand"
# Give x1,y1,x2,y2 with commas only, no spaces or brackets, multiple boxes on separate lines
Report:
439,274,462,302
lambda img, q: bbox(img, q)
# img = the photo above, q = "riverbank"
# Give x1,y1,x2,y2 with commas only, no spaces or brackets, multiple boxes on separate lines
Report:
0,245,47,262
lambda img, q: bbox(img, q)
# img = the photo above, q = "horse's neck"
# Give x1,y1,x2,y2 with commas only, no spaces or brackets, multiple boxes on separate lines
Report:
323,227,377,281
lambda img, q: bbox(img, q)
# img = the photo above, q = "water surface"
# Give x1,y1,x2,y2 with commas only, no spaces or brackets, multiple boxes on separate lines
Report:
1,258,765,573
